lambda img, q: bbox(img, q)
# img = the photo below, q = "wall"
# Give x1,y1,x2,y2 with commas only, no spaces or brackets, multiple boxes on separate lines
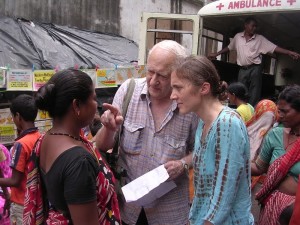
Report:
0,0,120,34
120,0,202,43
0,0,202,44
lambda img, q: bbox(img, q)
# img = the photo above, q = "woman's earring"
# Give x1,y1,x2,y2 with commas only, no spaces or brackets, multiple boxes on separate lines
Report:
77,111,80,117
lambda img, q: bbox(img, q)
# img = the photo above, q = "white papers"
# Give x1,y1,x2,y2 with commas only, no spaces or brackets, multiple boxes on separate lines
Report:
121,165,177,206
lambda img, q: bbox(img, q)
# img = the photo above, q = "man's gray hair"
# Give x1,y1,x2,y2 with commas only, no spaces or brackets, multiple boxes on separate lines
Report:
148,40,188,70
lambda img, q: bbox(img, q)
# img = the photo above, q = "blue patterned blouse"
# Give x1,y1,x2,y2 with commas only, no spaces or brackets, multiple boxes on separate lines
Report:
189,107,254,225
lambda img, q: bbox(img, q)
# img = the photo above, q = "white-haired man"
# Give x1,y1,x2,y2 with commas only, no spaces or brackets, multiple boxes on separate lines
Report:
96,40,197,225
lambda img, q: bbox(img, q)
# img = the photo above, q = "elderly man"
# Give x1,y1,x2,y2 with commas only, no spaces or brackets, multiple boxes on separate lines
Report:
96,40,197,225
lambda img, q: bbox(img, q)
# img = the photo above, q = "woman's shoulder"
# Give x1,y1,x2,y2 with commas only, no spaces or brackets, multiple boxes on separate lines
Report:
237,103,253,114
52,146,98,171
220,107,243,123
218,107,248,133
266,126,284,135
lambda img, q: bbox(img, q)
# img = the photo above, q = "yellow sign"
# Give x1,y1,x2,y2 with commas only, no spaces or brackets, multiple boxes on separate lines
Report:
7,69,33,91
97,69,106,77
0,125,15,136
33,70,55,91
37,110,50,120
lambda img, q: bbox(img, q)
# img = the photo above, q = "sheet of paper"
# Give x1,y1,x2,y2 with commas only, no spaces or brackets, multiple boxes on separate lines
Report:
121,165,177,206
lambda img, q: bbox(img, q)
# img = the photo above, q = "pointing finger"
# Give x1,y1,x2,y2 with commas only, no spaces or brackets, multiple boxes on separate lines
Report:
102,103,121,116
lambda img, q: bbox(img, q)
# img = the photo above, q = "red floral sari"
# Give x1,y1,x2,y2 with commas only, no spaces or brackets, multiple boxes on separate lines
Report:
255,138,300,225
23,135,121,225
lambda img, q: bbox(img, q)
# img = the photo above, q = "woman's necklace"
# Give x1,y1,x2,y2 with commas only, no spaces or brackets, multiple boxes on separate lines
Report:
290,130,300,137
49,132,83,142
285,133,298,150
49,131,100,164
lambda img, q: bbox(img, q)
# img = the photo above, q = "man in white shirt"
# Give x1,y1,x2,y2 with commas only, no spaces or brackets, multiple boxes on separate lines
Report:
209,17,300,106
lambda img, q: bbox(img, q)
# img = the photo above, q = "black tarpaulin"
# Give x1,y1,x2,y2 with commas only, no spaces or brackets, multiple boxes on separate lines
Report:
0,17,138,69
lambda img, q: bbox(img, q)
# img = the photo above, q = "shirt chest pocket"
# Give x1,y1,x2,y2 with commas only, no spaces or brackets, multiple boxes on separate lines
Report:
164,136,187,159
121,123,144,155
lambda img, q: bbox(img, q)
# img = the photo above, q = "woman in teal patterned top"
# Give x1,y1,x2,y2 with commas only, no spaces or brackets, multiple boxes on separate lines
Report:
171,55,253,225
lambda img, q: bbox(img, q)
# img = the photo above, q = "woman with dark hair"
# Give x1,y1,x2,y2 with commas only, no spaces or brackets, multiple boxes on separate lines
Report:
23,69,121,225
227,82,254,123
251,84,300,225
171,55,253,225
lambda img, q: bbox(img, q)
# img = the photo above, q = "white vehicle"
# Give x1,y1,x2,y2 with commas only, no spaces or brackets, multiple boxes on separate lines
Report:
139,0,300,97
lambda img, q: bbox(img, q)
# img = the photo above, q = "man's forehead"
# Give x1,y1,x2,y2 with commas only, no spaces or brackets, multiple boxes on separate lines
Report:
146,64,172,75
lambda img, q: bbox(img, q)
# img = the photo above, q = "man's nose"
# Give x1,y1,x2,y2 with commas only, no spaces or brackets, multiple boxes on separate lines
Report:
150,74,159,85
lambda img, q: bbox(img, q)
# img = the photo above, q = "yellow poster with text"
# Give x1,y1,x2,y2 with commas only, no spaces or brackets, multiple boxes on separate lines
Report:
33,70,55,91
7,69,33,91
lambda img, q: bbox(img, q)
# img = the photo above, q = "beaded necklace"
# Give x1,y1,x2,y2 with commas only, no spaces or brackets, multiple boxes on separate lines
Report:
285,131,299,150
49,132,82,142
290,130,300,137
49,132,99,164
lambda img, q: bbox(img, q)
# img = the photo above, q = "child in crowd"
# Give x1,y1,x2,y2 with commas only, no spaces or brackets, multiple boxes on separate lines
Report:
0,94,40,225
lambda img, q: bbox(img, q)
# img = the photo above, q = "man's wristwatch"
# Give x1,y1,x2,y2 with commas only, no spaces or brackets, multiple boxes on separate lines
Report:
180,159,189,175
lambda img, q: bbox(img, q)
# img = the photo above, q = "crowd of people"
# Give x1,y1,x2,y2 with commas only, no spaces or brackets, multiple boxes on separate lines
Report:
0,17,300,225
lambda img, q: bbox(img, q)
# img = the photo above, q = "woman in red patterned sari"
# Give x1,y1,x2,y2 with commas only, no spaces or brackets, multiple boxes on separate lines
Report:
290,175,300,225
251,85,300,225
23,69,121,225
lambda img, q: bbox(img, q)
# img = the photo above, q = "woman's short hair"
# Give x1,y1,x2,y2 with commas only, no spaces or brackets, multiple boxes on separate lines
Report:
175,55,222,97
227,82,250,102
35,69,94,118
278,84,300,112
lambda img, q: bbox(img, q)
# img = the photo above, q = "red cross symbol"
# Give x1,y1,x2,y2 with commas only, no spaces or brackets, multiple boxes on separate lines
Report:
287,0,296,5
216,3,225,10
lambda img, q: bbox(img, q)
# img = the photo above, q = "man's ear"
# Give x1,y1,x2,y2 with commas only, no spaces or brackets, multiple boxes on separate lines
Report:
15,112,23,123
15,112,20,120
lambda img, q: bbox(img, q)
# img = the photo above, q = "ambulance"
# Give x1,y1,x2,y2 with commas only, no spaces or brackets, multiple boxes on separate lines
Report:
138,0,300,98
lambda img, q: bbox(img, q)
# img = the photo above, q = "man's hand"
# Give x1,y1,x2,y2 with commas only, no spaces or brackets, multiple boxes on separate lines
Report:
208,53,218,60
288,51,300,60
164,160,184,180
100,103,124,132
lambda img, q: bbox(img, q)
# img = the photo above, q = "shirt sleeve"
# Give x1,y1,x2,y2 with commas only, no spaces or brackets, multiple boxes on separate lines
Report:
236,105,247,122
10,142,27,173
259,35,277,54
205,114,250,224
63,152,98,205
227,34,238,51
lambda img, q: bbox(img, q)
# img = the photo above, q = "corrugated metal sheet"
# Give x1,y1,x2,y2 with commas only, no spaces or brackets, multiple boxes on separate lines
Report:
0,0,120,34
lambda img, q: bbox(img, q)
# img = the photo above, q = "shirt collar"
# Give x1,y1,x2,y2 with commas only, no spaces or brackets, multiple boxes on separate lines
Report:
140,84,178,112
241,32,256,40
140,82,148,100
15,127,38,141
